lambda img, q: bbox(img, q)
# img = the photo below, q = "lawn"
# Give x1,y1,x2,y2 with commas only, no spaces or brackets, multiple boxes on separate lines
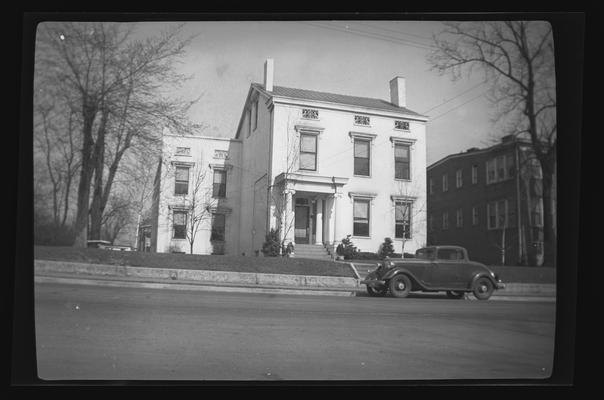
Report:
34,246,356,278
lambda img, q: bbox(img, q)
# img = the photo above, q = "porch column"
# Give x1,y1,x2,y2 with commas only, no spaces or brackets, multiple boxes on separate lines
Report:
315,198,323,244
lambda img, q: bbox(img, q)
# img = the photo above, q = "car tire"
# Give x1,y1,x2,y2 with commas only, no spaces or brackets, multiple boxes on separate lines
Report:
446,290,465,299
472,277,494,300
389,274,412,298
366,286,388,297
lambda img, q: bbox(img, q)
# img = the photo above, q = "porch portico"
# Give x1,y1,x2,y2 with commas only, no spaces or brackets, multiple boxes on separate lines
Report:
273,172,348,249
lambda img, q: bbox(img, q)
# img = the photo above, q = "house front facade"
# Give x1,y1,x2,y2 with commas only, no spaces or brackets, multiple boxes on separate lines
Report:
151,59,428,257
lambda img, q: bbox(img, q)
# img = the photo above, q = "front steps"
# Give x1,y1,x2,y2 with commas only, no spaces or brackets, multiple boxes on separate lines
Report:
293,244,333,260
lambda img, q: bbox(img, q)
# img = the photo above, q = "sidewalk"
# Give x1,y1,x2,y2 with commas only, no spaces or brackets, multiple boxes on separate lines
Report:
34,259,556,301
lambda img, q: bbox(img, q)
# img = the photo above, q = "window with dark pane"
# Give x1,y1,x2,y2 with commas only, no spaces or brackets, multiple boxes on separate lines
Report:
353,139,370,176
299,133,317,171
212,169,227,198
174,166,189,195
394,143,410,179
210,213,226,242
173,210,187,239
395,202,411,239
353,199,370,237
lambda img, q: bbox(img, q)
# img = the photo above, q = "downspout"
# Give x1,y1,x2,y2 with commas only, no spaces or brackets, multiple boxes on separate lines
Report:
332,176,337,259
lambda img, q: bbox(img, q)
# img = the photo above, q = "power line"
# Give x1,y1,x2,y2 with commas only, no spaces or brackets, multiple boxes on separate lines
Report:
297,21,435,51
353,21,435,43
421,81,488,114
428,91,487,122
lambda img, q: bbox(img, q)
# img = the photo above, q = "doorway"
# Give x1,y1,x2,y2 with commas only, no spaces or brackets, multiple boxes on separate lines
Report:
295,205,310,244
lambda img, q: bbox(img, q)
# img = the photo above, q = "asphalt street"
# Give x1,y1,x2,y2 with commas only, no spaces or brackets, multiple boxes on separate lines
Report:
34,281,556,381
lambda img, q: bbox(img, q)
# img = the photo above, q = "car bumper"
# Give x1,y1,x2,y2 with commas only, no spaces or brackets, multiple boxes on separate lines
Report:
495,281,505,290
360,279,386,288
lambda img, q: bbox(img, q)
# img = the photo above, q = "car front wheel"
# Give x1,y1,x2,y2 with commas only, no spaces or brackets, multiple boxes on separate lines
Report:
389,275,412,298
446,290,465,299
366,286,388,297
472,277,494,300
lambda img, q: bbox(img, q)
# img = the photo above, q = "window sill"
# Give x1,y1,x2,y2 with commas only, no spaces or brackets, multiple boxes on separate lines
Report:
394,178,412,182
351,235,371,239
353,174,371,178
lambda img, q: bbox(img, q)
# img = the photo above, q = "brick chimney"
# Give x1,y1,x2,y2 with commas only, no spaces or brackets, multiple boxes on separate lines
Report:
264,58,274,92
389,76,406,108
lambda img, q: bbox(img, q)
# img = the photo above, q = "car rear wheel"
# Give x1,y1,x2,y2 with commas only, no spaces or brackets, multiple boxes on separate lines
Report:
389,274,412,298
472,277,494,300
366,286,388,297
446,290,465,299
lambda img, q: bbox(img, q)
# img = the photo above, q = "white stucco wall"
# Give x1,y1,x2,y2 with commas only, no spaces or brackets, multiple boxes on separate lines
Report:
154,134,242,255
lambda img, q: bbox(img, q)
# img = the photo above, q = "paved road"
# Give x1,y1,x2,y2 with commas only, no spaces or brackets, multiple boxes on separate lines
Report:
35,281,555,381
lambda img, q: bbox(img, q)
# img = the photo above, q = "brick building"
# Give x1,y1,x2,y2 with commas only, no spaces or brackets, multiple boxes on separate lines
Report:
427,135,544,266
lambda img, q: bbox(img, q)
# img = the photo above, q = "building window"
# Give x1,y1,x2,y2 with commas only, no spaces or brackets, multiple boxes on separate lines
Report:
302,108,319,120
354,139,370,176
300,133,317,171
174,166,190,195
472,206,479,225
394,143,410,180
395,201,412,239
210,213,226,242
531,199,543,227
394,120,410,130
252,100,258,131
212,169,227,198
442,212,449,230
175,147,190,156
353,199,370,237
456,208,463,227
487,153,515,184
442,174,448,192
354,115,370,126
472,165,478,184
429,177,434,195
487,199,509,230
173,210,187,239
456,169,463,188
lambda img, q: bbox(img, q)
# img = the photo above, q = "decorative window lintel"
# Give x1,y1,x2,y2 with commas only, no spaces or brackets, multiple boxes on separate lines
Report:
208,163,233,171
349,131,377,142
294,125,324,135
390,136,416,146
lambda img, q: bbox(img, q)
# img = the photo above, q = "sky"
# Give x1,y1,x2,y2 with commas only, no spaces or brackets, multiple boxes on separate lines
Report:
135,20,503,166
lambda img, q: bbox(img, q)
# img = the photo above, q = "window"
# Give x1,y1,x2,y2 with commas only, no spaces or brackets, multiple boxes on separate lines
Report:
442,174,448,192
353,199,370,237
394,144,410,180
210,213,226,242
429,177,434,195
300,133,317,171
395,201,412,239
252,100,258,131
173,210,187,239
394,120,410,130
487,153,515,184
176,147,190,156
442,212,449,230
174,166,189,195
302,108,319,119
487,199,509,230
354,139,370,176
472,165,478,184
456,208,463,227
212,169,227,198
437,248,464,261
531,199,543,227
456,169,463,188
354,115,370,126
472,206,479,226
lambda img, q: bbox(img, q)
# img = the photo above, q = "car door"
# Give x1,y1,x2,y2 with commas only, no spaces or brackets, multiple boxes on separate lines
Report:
433,248,465,288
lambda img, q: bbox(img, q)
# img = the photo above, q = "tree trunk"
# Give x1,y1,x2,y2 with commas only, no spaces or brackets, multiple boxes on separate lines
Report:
89,108,109,241
541,166,557,267
72,98,98,248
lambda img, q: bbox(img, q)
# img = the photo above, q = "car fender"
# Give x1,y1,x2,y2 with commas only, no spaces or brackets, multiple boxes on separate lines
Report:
470,271,498,288
381,268,426,290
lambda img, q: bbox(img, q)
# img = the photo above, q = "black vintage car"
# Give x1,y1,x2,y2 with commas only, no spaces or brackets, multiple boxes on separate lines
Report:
359,246,505,300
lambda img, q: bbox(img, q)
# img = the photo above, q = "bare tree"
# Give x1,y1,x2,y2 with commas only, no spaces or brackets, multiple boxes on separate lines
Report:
35,22,198,247
428,21,556,265
391,175,427,256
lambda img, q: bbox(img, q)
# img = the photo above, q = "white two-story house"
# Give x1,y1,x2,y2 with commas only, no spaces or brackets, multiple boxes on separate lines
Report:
151,59,428,257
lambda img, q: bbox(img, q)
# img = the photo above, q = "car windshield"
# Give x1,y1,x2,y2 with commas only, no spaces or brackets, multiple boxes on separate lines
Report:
415,248,435,259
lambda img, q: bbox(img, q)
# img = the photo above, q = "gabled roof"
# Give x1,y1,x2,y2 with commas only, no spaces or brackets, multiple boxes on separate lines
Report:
250,83,426,117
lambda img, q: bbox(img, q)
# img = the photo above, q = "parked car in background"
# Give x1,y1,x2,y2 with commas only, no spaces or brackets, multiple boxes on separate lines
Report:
360,246,505,300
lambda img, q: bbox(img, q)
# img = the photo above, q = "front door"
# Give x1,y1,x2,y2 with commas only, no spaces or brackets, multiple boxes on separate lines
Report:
295,206,309,244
